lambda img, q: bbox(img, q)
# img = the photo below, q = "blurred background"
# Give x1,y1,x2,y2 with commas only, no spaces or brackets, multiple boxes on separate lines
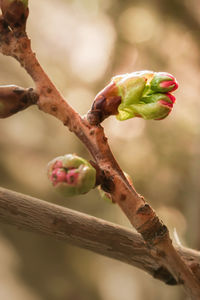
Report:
0,0,199,299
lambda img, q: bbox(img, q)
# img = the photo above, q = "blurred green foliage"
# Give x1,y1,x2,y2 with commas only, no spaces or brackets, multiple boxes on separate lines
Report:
0,0,200,299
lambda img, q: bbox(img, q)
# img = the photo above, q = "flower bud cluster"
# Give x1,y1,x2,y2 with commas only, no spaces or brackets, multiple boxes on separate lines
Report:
47,154,96,197
88,70,178,124
115,70,178,121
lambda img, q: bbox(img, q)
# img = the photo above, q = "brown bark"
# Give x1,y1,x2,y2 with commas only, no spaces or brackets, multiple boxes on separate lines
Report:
0,5,200,299
0,85,38,118
0,186,200,287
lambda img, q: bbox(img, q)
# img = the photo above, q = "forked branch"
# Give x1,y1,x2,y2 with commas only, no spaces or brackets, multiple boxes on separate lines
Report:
0,2,200,298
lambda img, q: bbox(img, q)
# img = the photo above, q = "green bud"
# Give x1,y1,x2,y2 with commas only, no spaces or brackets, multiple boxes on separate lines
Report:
47,154,96,197
88,70,178,124
113,72,151,121
114,73,147,106
117,93,175,121
150,72,178,93
115,71,178,121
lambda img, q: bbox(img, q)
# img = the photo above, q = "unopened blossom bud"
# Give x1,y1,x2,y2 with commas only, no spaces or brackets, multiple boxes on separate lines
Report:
120,93,175,121
88,70,178,123
150,72,178,93
116,71,177,121
0,0,29,29
47,154,96,197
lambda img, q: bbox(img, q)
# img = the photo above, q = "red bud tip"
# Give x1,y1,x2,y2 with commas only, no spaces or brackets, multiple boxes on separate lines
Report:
158,93,176,109
66,170,79,185
50,161,80,187
158,100,173,108
54,161,63,169
160,73,178,92
166,93,176,104
51,168,66,186
160,80,178,92
150,72,179,93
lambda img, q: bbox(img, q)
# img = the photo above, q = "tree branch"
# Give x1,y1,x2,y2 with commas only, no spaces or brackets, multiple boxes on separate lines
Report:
0,85,38,118
0,186,200,286
0,3,200,298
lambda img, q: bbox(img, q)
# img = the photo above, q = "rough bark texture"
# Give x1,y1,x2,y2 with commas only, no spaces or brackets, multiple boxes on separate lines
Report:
0,4,200,299
0,186,200,287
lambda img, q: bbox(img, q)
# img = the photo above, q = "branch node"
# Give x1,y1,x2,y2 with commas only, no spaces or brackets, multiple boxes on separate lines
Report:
136,204,169,245
89,160,115,193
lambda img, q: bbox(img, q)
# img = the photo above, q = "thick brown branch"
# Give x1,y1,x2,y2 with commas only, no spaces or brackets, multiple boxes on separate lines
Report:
0,186,200,287
0,8,200,298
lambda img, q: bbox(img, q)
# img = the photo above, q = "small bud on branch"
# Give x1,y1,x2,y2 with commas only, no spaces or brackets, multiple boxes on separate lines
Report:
0,85,38,118
87,71,178,124
47,154,96,197
0,3,199,296
150,72,178,93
